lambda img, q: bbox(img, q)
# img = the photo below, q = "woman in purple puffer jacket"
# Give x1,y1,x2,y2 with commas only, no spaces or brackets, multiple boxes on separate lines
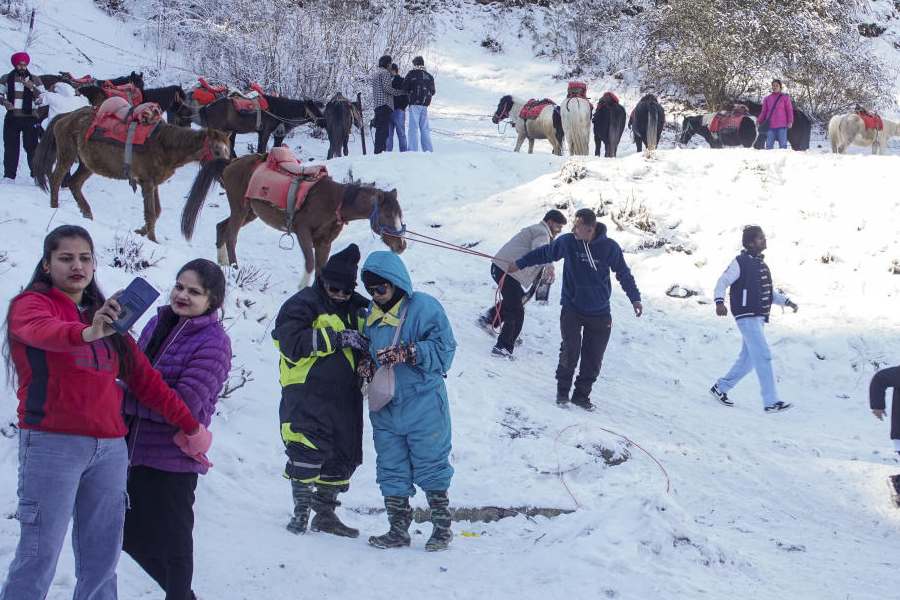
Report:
122,259,231,600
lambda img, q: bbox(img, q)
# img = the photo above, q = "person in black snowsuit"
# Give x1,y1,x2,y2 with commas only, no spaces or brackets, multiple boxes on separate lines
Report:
273,244,371,538
1,51,44,182
871,366,900,505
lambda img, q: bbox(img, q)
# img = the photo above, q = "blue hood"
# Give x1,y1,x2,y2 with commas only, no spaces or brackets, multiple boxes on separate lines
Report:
361,251,413,297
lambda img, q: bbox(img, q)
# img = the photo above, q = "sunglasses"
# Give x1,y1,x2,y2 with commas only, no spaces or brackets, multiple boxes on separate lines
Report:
366,283,390,296
325,283,353,296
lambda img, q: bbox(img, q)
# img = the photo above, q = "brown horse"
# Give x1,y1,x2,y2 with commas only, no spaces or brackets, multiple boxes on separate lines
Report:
181,155,407,286
32,107,231,242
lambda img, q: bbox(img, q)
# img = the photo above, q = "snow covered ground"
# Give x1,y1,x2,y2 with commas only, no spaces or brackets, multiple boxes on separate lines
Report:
1,2,900,599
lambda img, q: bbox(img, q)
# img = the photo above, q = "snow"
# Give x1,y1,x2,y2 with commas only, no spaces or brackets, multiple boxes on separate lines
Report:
2,2,900,599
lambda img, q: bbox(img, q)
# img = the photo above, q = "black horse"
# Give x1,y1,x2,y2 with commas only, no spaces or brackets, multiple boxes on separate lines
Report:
679,114,757,148
592,92,627,157
180,93,324,155
739,99,812,151
142,85,191,124
324,93,361,159
38,71,144,91
628,94,665,153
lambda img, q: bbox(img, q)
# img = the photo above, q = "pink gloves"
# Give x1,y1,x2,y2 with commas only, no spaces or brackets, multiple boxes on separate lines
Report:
174,424,213,468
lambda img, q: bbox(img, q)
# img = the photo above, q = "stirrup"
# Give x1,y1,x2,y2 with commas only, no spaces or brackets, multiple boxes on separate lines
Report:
279,232,295,250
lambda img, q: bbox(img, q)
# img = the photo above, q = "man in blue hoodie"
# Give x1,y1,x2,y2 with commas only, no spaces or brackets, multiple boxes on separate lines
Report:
508,208,642,410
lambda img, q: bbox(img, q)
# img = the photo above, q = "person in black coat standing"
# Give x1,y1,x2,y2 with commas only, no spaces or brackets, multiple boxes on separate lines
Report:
870,366,900,505
386,64,408,152
404,56,435,152
371,55,406,154
1,51,44,183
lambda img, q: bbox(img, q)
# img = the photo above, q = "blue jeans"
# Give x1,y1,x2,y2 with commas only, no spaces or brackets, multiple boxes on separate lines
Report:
386,108,407,152
765,127,788,149
1,430,128,600
717,316,781,408
407,105,433,152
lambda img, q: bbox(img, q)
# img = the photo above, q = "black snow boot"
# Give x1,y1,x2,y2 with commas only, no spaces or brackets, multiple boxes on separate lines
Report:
368,496,413,549
557,383,570,407
286,480,314,534
888,474,900,508
425,490,453,552
571,393,595,412
310,486,359,538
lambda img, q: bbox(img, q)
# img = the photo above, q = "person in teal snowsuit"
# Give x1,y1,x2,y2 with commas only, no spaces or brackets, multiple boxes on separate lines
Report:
360,251,456,552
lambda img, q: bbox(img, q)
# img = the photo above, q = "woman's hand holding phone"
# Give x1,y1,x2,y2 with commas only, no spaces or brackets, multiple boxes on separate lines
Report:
82,295,123,343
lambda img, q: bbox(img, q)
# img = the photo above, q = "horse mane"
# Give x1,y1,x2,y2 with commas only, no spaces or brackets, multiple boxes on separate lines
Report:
640,93,658,104
154,123,228,151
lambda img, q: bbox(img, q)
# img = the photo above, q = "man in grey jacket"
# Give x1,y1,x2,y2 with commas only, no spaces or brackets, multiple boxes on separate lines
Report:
480,210,567,358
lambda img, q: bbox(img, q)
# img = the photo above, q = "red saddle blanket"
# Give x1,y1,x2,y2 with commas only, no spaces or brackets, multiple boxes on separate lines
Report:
231,96,261,114
519,99,555,120
85,97,162,146
599,91,620,105
245,147,329,217
858,111,883,130
567,81,588,99
64,73,94,85
193,78,270,112
709,112,745,134
102,82,143,106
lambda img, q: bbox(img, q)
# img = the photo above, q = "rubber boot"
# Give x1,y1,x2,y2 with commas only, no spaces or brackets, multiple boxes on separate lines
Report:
368,496,412,549
286,480,314,534
310,486,359,538
425,490,453,552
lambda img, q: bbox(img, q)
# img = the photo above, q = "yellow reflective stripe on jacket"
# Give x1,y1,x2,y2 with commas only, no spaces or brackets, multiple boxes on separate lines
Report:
316,477,351,486
281,422,317,449
276,313,365,387
366,298,405,328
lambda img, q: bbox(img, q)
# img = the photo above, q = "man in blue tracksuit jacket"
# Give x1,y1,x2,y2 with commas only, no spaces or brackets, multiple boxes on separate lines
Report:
508,208,642,410
360,251,457,552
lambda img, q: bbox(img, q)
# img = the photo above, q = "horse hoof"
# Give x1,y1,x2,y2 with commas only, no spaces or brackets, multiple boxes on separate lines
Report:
82,211,93,220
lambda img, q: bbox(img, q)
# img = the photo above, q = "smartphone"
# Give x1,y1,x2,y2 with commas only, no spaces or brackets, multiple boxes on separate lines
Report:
111,277,160,334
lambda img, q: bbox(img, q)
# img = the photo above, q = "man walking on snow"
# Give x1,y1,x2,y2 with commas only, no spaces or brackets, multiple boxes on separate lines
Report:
709,225,797,413
508,208,642,411
404,56,435,152
479,209,567,358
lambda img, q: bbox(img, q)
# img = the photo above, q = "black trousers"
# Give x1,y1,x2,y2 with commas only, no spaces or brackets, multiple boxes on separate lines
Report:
485,263,526,352
870,366,900,441
373,105,392,154
3,114,40,179
556,307,612,400
123,466,198,600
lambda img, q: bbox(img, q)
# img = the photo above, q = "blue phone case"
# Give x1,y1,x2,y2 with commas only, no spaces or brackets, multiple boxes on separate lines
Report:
111,277,160,334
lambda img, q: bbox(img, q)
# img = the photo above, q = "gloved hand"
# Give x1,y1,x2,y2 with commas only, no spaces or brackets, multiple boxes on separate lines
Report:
320,327,342,351
357,356,375,381
376,342,417,367
174,424,213,467
340,330,369,352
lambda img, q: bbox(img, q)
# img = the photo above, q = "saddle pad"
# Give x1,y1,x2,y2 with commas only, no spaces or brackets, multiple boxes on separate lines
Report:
519,99,555,120
199,77,227,94
87,99,162,145
102,82,143,106
87,114,159,147
245,150,329,215
858,111,883,131
66,74,94,85
709,112,744,134
248,83,271,111
231,96,260,114
600,91,619,105
193,87,222,106
567,81,588,98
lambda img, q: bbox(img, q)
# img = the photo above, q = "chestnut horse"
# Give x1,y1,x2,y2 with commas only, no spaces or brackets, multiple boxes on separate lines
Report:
181,155,407,286
32,107,231,241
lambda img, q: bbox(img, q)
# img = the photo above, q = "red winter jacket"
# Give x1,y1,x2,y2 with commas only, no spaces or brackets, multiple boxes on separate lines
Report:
8,287,199,438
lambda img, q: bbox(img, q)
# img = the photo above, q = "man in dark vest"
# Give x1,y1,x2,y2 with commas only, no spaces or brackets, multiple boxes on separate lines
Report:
710,225,798,412
1,51,44,182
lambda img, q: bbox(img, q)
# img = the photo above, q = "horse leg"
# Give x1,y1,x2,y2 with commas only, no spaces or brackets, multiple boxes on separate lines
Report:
66,163,94,220
314,240,333,274
229,132,237,158
137,182,160,242
215,218,230,265
528,138,535,154
514,131,525,153
294,223,315,289
257,129,269,154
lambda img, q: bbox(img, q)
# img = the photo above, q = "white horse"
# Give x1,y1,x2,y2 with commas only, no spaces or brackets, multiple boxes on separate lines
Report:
561,96,592,155
492,95,564,155
828,113,900,155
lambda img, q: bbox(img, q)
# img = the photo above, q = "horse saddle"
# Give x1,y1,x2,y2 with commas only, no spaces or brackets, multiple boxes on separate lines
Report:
86,97,162,147
857,110,883,131
567,81,588,98
708,110,745,134
62,73,94,86
245,146,329,226
102,81,143,106
519,99,555,120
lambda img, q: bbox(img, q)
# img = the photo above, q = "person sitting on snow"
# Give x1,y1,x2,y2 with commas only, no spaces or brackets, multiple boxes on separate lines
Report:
709,225,798,413
479,209,567,359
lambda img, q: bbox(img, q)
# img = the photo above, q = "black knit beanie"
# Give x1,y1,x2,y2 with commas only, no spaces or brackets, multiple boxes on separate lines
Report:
321,244,360,290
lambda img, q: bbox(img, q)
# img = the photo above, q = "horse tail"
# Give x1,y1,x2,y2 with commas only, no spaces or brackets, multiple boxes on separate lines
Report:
182,158,229,240
646,104,659,151
553,106,564,149
33,115,61,193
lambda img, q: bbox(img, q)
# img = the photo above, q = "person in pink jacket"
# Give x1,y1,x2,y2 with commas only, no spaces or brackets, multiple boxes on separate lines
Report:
757,79,794,149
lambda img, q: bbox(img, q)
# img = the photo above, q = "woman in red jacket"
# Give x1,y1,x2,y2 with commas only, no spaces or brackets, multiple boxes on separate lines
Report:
0,225,212,600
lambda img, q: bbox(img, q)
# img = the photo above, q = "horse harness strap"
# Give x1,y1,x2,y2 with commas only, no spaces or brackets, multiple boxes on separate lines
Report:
284,176,304,232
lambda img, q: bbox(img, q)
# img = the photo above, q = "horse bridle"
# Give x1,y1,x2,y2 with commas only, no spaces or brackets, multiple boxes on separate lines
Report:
368,196,406,237
492,98,513,124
